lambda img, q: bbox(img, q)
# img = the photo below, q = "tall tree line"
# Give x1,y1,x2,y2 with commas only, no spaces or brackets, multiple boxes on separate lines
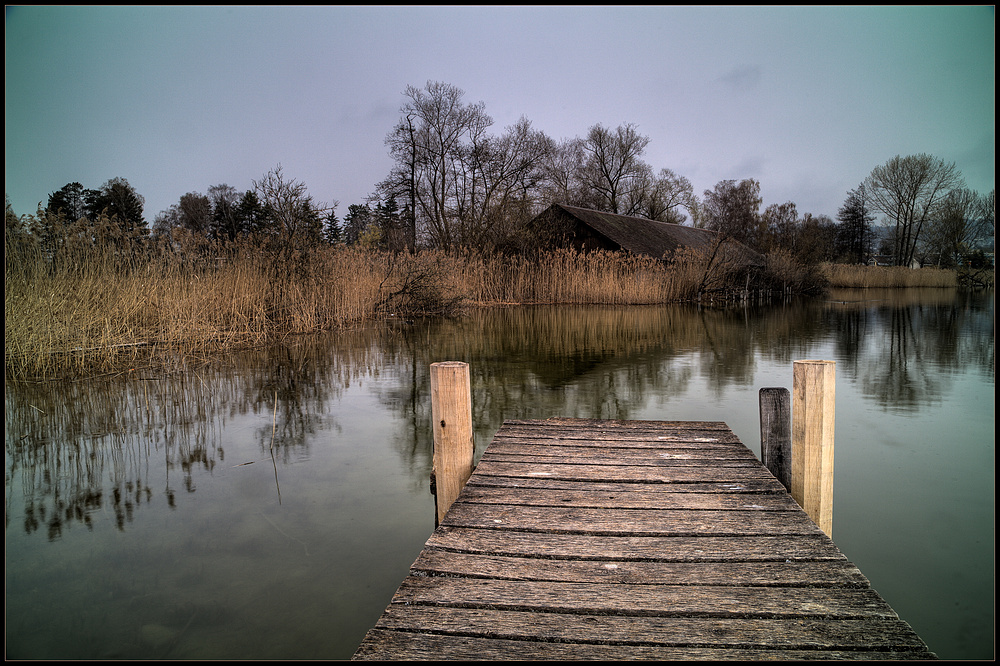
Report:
378,81,696,251
44,178,147,237
862,154,992,267
29,177,149,260
13,83,991,269
148,165,340,253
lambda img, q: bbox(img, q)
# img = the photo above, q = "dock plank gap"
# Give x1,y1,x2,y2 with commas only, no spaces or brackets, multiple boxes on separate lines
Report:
353,417,936,661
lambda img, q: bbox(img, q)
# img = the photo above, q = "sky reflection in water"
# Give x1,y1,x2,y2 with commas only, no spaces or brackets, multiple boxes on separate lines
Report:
4,289,993,659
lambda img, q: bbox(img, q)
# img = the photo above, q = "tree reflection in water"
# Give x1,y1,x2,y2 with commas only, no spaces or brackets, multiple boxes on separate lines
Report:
5,328,397,538
6,289,990,539
3,289,993,660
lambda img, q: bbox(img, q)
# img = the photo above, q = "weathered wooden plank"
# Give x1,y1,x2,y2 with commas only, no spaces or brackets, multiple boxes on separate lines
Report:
454,486,799,510
466,475,786,494
354,629,937,660
494,430,742,445
370,607,928,650
425,526,848,561
441,503,823,536
495,425,740,444
480,453,764,467
491,433,746,448
354,419,936,660
482,446,760,465
501,418,733,432
472,459,778,482
484,439,759,456
411,550,870,586
390,577,899,618
493,428,742,441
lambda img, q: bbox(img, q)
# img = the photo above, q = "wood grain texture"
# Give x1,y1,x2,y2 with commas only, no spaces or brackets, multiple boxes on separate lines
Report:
760,386,792,490
353,418,935,661
792,361,836,536
430,361,475,524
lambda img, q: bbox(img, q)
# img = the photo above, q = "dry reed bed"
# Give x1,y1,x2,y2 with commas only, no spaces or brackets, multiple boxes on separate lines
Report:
821,263,957,288
5,239,959,378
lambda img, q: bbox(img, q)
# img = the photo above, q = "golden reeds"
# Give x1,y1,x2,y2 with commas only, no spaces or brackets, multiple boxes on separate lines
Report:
5,232,961,379
821,263,958,288
5,239,394,377
461,249,684,305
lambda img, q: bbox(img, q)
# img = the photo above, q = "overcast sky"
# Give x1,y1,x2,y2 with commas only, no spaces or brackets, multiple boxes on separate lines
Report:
5,5,995,225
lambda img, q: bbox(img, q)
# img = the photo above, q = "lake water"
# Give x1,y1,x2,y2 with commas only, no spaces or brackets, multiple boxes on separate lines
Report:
4,288,994,659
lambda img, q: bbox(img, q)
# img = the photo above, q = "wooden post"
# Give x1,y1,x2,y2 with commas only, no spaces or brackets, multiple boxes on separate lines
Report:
759,387,791,491
792,360,836,537
430,361,474,526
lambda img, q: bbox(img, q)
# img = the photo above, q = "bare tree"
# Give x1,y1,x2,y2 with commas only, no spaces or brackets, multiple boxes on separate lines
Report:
836,184,876,264
630,167,695,223
864,154,964,267
687,196,705,228
544,126,694,224
151,206,180,240
460,116,553,247
981,189,995,233
208,184,242,241
538,137,597,209
701,179,764,250
177,192,212,235
383,81,490,247
252,165,334,252
153,191,213,241
580,123,651,215
382,113,419,250
761,201,799,254
795,213,837,265
923,188,992,266
382,81,555,249
382,82,703,247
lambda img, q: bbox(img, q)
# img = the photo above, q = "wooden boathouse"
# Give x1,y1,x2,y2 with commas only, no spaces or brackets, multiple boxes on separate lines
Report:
352,362,936,660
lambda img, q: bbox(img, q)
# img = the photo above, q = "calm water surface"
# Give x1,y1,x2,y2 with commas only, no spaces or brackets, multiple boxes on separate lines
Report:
5,289,994,659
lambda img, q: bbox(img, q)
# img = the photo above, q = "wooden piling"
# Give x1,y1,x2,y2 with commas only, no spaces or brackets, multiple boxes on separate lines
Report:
759,387,791,491
430,361,475,525
791,360,836,537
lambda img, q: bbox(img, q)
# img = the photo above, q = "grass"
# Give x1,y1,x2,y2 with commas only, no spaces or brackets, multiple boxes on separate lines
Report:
6,230,966,379
821,263,958,288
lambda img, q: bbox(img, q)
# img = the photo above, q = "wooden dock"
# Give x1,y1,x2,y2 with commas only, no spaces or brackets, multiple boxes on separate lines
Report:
353,418,936,660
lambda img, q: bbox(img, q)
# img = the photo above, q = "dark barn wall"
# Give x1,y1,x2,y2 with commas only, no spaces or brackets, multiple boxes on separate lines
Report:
530,206,619,253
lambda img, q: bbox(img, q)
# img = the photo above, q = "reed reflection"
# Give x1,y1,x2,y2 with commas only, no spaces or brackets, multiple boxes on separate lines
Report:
5,289,991,539
827,289,994,411
375,303,831,436
4,327,403,538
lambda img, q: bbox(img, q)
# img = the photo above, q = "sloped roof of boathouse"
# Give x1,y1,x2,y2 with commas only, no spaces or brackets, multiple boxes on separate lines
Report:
529,203,762,264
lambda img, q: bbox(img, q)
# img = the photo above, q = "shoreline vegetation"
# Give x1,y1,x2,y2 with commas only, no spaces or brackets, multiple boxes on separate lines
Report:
4,234,981,380
8,85,993,381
